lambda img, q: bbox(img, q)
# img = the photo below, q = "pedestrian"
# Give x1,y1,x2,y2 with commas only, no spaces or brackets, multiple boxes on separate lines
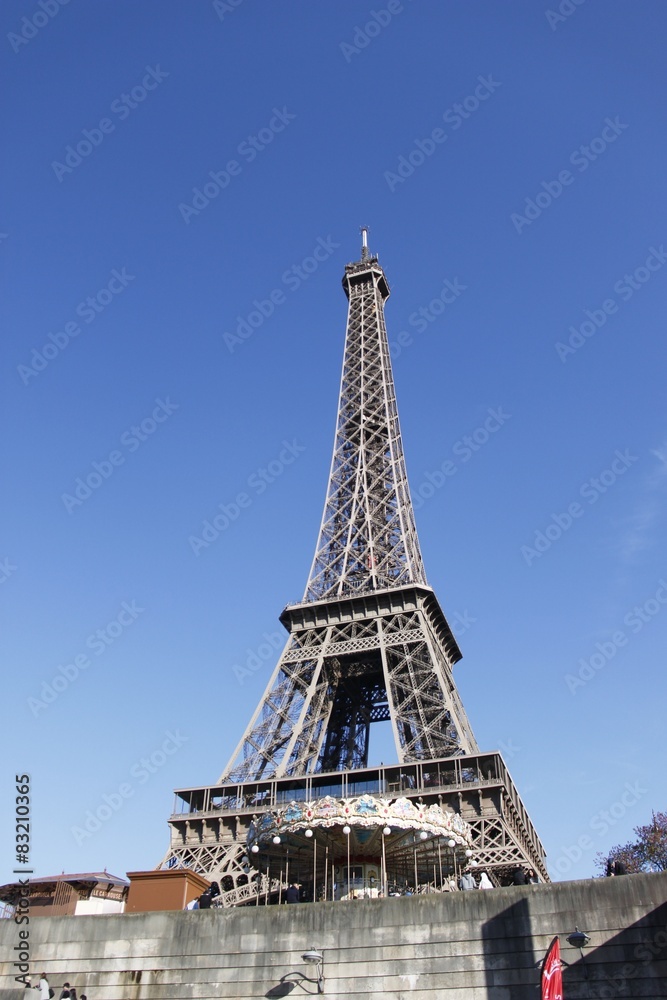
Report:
478,872,493,889
69,988,77,1000
59,984,70,999
613,860,627,876
285,882,300,903
511,866,528,885
38,974,52,1000
527,869,539,884
459,871,477,890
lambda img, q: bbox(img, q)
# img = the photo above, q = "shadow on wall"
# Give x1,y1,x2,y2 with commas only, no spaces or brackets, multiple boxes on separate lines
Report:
563,899,667,998
482,897,536,1000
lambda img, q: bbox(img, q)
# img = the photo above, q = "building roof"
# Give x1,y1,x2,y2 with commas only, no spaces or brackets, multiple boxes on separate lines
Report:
0,871,129,906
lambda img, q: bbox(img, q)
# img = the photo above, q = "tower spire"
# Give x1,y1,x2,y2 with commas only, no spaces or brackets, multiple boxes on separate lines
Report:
304,232,426,602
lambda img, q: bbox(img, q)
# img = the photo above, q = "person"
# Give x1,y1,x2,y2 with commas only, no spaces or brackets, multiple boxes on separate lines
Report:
459,871,477,890
198,888,212,909
185,896,199,910
613,860,627,876
69,988,77,1000
527,869,539,884
511,867,528,886
478,872,493,889
38,975,51,1000
285,882,300,903
59,985,70,999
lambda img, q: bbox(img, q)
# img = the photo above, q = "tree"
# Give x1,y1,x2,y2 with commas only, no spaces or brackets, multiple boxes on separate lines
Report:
596,811,667,876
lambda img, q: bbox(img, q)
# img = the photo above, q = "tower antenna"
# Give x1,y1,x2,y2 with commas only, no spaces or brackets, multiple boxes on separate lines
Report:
360,225,370,261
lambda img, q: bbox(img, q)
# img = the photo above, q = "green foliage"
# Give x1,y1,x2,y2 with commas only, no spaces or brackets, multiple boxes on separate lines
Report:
596,811,667,876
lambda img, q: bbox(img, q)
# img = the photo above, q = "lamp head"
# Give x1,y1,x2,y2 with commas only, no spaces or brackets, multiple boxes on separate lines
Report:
567,928,591,949
302,951,323,964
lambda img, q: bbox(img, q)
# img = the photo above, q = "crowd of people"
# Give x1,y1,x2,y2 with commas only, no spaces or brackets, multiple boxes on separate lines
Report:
181,865,542,908
33,975,87,1000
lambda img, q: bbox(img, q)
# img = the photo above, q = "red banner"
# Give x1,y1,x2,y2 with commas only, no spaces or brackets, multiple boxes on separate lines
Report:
541,936,563,1000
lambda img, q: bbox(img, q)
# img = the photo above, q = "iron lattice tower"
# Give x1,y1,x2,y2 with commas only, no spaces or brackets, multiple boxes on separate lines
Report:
161,232,548,898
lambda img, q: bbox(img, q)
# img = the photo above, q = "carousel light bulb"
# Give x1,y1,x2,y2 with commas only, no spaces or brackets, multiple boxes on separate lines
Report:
465,849,473,858
272,835,281,845
305,828,313,838
383,826,391,836
419,831,428,840
251,844,259,853
448,839,456,848
343,825,351,835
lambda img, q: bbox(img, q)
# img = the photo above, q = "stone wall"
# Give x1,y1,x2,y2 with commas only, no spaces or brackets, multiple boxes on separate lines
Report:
1,873,665,999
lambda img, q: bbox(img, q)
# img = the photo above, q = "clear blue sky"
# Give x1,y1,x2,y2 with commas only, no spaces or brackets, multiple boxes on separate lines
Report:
2,0,666,887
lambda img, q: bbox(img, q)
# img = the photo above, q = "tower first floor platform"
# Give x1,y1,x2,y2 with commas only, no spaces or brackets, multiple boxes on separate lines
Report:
161,751,548,907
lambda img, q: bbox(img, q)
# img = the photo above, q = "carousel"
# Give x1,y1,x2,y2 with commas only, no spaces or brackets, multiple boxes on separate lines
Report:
244,793,475,901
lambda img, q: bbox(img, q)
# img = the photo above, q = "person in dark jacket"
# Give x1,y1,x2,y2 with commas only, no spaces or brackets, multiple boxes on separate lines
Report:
511,867,528,885
285,883,300,903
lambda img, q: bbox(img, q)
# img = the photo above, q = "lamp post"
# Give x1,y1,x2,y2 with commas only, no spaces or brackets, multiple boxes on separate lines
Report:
382,826,390,897
448,839,457,884
567,927,591,983
302,950,324,994
343,825,351,899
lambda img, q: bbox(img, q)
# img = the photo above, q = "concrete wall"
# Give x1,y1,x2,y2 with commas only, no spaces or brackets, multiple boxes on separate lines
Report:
1,873,665,999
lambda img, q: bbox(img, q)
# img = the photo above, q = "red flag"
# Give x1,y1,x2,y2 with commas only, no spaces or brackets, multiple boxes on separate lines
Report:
541,936,563,1000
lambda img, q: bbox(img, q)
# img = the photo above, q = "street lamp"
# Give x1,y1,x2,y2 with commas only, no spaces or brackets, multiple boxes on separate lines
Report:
448,839,458,883
567,927,591,982
302,950,324,993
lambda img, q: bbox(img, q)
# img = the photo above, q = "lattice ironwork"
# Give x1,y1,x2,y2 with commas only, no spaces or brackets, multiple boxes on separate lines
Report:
161,233,549,895
304,249,426,603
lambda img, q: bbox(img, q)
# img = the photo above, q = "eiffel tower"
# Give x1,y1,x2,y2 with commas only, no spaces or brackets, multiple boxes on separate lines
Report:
161,231,548,903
